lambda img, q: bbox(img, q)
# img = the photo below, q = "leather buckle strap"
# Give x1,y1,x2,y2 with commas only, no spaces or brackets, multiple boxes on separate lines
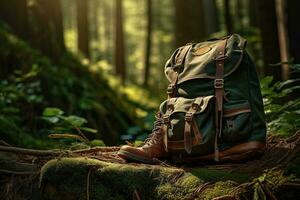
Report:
167,44,192,98
184,98,203,154
185,112,193,122
214,79,224,89
162,101,175,151
214,38,228,161
215,55,228,61
167,84,176,95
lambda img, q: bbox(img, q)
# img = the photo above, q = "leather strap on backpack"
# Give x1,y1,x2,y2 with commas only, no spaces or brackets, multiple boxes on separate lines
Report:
184,97,203,154
214,38,228,161
162,99,176,151
167,44,192,98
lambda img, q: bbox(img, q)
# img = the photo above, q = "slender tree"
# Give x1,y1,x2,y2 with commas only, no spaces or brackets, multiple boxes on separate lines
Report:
0,0,29,40
256,0,281,81
203,0,219,35
0,0,29,77
275,0,289,80
174,0,206,47
143,0,153,87
103,1,113,63
224,0,233,34
76,0,90,58
115,0,126,83
286,0,300,66
30,0,65,60
248,0,259,27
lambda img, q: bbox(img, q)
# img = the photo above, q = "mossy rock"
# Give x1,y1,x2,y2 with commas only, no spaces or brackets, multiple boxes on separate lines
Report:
40,157,207,200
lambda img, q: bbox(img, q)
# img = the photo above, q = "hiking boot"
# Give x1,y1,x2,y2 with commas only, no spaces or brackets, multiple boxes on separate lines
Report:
117,112,168,164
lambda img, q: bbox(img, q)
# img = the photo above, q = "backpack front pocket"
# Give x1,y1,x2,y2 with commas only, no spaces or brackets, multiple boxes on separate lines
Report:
159,96,216,155
222,100,252,143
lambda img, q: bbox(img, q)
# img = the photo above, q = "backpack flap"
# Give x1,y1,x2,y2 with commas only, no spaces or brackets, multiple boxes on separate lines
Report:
159,96,216,155
164,34,247,85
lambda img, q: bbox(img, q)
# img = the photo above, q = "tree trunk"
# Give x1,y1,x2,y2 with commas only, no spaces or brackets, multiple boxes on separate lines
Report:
248,0,259,27
115,0,126,83
0,0,29,77
224,0,233,34
0,0,29,40
203,0,219,35
235,0,243,30
286,0,300,73
143,0,153,87
103,1,113,63
256,0,281,81
174,0,206,47
275,0,289,80
91,0,100,41
30,0,65,60
76,0,90,58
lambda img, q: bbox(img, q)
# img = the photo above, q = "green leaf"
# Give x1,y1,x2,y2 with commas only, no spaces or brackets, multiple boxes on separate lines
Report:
90,139,105,147
43,107,64,117
42,116,60,124
80,127,98,133
64,115,87,127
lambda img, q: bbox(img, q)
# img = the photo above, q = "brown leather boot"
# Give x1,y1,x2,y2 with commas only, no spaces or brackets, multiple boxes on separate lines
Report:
117,112,168,164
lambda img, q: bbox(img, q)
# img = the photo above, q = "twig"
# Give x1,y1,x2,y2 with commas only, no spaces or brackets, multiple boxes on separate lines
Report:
86,168,92,200
0,140,11,146
134,189,141,200
0,145,66,156
73,146,120,154
0,169,38,175
0,145,120,157
75,127,90,143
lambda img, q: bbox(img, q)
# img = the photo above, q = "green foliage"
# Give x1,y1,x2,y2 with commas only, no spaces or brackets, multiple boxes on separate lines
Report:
41,107,101,146
260,64,300,136
0,23,145,148
191,168,250,183
252,170,290,200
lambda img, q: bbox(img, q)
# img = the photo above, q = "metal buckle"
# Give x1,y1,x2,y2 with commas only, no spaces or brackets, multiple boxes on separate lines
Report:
167,84,175,94
163,115,170,124
215,55,228,61
185,112,193,122
214,79,224,88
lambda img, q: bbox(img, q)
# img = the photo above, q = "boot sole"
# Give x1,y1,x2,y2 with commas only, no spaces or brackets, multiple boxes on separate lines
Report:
117,150,157,164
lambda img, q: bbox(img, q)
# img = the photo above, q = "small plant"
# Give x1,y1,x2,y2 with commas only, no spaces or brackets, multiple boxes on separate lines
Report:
42,107,104,147
260,63,300,136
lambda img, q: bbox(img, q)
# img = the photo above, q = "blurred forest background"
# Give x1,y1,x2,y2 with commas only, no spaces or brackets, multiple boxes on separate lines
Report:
0,0,299,150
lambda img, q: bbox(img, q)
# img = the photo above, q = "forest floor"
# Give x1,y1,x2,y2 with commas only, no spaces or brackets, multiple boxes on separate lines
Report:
1,131,300,199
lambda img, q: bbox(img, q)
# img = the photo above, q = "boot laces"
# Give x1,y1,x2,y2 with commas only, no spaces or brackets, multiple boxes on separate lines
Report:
144,112,163,145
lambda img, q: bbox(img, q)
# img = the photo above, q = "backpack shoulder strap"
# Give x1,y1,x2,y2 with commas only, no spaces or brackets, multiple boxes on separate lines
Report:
167,44,192,98
214,38,228,161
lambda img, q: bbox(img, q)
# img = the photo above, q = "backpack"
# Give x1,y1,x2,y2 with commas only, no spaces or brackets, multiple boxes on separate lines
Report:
159,34,266,161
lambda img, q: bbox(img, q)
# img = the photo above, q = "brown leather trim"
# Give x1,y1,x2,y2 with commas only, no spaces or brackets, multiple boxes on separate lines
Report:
183,97,202,154
223,106,251,117
168,137,200,150
162,100,176,151
168,44,192,98
184,141,265,162
214,38,228,161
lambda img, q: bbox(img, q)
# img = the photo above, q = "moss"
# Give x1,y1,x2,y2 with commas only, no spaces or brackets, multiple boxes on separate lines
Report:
200,181,236,200
155,173,204,200
40,157,185,200
286,150,300,178
190,167,250,183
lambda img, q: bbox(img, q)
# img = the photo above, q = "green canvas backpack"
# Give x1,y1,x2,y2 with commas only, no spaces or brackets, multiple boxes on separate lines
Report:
159,34,266,161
